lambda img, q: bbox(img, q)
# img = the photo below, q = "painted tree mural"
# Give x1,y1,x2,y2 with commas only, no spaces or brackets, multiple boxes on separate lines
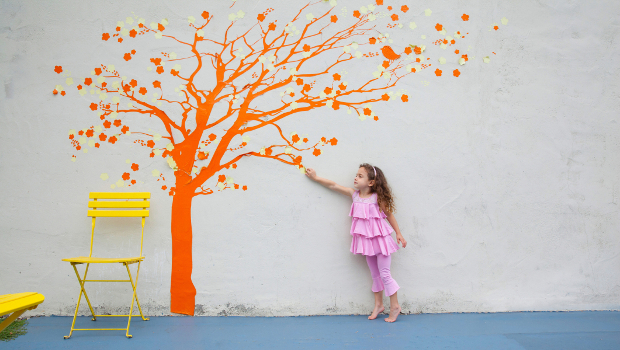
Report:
53,0,506,315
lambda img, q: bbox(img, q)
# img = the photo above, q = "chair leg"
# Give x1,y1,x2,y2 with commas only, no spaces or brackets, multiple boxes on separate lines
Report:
128,261,149,321
65,263,96,339
124,263,135,338
76,264,97,320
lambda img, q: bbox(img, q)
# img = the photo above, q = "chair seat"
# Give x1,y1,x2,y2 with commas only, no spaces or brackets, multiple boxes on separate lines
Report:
0,292,45,316
62,256,145,264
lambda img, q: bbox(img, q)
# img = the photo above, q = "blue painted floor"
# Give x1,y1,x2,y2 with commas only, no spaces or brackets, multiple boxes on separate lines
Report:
2,311,619,349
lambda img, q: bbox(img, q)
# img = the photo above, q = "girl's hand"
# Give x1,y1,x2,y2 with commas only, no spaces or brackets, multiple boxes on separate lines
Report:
305,167,317,181
397,235,407,248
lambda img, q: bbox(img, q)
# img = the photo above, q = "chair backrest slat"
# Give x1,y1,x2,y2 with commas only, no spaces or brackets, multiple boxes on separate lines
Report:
89,192,150,199
88,201,150,208
88,210,150,217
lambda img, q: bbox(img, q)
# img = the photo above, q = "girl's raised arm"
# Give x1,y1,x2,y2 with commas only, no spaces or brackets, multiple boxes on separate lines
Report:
305,168,355,197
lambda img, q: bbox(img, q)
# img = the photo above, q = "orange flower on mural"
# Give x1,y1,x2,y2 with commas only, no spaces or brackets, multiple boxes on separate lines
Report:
56,2,502,316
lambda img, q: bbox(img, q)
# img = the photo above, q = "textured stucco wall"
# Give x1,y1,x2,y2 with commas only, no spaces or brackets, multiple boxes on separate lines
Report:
1,0,619,317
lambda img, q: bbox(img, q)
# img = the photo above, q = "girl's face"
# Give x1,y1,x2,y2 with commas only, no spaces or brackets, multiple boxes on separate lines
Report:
353,167,374,190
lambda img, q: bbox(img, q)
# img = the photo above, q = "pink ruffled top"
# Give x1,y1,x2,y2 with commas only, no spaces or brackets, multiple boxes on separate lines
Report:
349,190,400,256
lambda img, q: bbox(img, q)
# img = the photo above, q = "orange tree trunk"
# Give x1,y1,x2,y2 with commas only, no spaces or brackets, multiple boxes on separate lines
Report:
169,172,197,315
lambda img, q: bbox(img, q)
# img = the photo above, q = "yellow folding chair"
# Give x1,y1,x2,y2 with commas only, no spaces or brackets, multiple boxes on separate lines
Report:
62,192,150,339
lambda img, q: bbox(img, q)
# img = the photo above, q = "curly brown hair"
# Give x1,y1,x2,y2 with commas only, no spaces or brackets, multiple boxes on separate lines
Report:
359,163,396,215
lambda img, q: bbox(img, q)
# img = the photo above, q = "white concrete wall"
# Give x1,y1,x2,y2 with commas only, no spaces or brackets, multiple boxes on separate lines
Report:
1,0,619,316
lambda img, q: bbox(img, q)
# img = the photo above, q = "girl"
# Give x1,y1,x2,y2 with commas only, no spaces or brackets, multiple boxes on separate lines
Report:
305,163,407,322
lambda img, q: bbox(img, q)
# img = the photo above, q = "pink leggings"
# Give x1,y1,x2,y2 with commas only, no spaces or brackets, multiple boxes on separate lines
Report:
366,254,400,297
